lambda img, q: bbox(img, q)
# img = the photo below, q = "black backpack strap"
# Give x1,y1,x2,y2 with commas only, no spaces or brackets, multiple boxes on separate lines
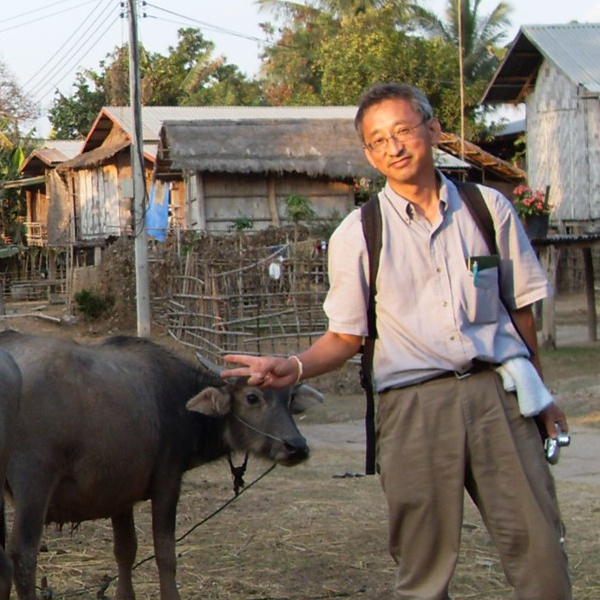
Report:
453,180,496,254
453,179,535,354
360,194,381,475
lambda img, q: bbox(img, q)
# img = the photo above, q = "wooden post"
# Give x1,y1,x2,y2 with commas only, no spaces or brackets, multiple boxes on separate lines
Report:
267,176,280,226
539,245,559,349
196,172,207,231
0,282,5,316
582,247,597,341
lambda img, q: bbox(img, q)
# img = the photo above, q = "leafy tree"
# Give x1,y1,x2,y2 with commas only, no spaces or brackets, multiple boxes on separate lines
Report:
49,28,264,139
48,72,106,139
0,145,27,244
408,0,512,84
259,0,506,135
0,61,39,243
0,58,39,138
257,0,411,104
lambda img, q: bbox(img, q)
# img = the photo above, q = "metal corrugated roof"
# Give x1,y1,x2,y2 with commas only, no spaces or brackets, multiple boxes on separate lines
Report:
436,132,526,182
105,105,359,142
483,23,600,103
523,24,600,94
40,139,83,158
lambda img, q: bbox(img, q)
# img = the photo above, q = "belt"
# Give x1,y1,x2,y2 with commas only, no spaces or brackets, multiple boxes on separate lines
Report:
380,360,495,394
429,359,493,382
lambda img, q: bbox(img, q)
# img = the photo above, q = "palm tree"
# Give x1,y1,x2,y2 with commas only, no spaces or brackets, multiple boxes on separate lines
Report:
408,0,512,83
257,0,408,21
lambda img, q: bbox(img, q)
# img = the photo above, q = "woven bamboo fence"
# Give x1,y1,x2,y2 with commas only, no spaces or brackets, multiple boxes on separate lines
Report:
163,237,330,366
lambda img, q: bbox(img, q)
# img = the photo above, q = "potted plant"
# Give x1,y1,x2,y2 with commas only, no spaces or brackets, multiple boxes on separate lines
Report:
512,185,552,239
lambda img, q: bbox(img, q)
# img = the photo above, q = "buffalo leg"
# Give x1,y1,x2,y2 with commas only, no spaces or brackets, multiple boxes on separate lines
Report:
0,496,12,600
111,509,137,600
8,478,53,600
151,490,180,600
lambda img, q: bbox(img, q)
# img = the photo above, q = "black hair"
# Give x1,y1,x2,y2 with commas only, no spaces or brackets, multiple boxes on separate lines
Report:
354,82,433,141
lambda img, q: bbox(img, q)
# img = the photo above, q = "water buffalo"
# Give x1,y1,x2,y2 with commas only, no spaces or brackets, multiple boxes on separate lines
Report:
0,349,21,600
0,330,321,600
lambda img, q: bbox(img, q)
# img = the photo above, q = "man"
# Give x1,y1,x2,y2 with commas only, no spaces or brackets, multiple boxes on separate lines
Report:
222,82,571,599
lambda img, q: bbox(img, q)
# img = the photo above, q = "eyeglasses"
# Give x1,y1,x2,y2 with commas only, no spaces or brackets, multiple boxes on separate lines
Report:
365,117,428,153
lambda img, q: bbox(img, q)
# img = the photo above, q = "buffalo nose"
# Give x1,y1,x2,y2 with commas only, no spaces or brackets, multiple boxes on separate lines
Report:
284,440,310,462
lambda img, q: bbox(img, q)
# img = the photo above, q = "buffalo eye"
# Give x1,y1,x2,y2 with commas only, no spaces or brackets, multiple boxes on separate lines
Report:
246,393,261,405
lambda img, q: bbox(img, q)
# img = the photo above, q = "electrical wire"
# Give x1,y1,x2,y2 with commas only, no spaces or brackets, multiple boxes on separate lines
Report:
25,1,118,99
22,0,113,92
0,0,98,34
29,11,121,104
0,0,74,24
144,1,270,45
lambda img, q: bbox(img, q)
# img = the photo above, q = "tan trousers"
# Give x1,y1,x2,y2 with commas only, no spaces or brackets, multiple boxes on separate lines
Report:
377,370,571,600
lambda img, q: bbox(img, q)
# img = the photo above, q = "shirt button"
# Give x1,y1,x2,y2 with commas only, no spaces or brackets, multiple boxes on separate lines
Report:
436,267,442,273
450,335,455,341
442,301,448,307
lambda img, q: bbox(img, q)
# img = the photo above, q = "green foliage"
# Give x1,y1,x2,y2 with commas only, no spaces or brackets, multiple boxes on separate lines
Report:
73,289,114,320
408,0,512,84
283,194,316,223
230,216,254,231
49,28,265,139
49,73,106,139
0,145,31,244
258,1,500,136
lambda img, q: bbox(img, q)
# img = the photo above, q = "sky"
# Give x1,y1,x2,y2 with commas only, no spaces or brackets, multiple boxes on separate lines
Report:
2,0,600,137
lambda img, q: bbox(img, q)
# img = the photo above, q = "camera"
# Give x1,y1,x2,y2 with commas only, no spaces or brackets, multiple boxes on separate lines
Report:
544,424,571,465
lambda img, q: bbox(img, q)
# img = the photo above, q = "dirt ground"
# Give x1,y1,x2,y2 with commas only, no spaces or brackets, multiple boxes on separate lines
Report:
1,293,600,599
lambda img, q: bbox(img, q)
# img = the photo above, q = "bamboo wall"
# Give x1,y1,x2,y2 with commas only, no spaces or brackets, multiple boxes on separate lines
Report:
527,59,600,224
162,237,330,365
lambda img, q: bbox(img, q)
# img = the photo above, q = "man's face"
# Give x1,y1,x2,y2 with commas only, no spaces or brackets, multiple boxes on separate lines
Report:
360,98,441,189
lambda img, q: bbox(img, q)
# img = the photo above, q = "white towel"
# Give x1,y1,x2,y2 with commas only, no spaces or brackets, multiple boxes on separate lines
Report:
495,356,553,417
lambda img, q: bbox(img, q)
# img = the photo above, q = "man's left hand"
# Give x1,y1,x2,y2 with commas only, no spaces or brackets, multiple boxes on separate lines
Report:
538,402,569,438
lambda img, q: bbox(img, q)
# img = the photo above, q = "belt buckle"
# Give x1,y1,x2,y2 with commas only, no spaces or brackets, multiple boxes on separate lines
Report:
454,370,471,380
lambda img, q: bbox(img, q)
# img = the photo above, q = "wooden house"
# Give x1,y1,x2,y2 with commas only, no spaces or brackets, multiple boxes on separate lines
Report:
18,140,82,247
48,106,389,254
482,23,600,231
153,113,472,233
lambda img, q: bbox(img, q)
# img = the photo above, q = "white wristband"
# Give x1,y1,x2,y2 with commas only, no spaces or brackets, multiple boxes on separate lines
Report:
289,355,303,384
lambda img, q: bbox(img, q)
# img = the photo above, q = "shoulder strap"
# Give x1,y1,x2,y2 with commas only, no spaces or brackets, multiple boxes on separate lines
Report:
453,180,496,254
361,195,382,339
360,194,381,476
453,179,534,354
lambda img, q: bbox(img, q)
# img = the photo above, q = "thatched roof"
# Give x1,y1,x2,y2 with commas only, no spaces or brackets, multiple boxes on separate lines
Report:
156,118,378,180
57,140,131,171
156,118,468,181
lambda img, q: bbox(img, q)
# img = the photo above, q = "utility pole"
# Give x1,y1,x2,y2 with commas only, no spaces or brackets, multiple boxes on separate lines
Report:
127,0,151,337
457,0,466,161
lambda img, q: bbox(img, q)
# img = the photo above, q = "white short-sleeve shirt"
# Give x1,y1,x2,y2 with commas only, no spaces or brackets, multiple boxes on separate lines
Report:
323,173,551,391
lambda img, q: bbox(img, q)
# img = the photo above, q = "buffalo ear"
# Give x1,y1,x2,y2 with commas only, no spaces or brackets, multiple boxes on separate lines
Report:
291,383,324,414
187,388,231,416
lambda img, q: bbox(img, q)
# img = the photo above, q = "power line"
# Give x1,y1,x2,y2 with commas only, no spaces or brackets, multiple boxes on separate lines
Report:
144,1,270,45
22,0,113,92
32,12,121,104
0,0,74,24
0,0,98,34
26,5,119,101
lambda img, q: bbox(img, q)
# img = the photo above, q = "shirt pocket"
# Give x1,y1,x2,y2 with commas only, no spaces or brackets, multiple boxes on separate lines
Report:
463,266,499,324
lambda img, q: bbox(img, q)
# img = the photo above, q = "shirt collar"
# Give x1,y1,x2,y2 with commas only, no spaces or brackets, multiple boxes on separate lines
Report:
437,172,461,213
383,170,452,223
